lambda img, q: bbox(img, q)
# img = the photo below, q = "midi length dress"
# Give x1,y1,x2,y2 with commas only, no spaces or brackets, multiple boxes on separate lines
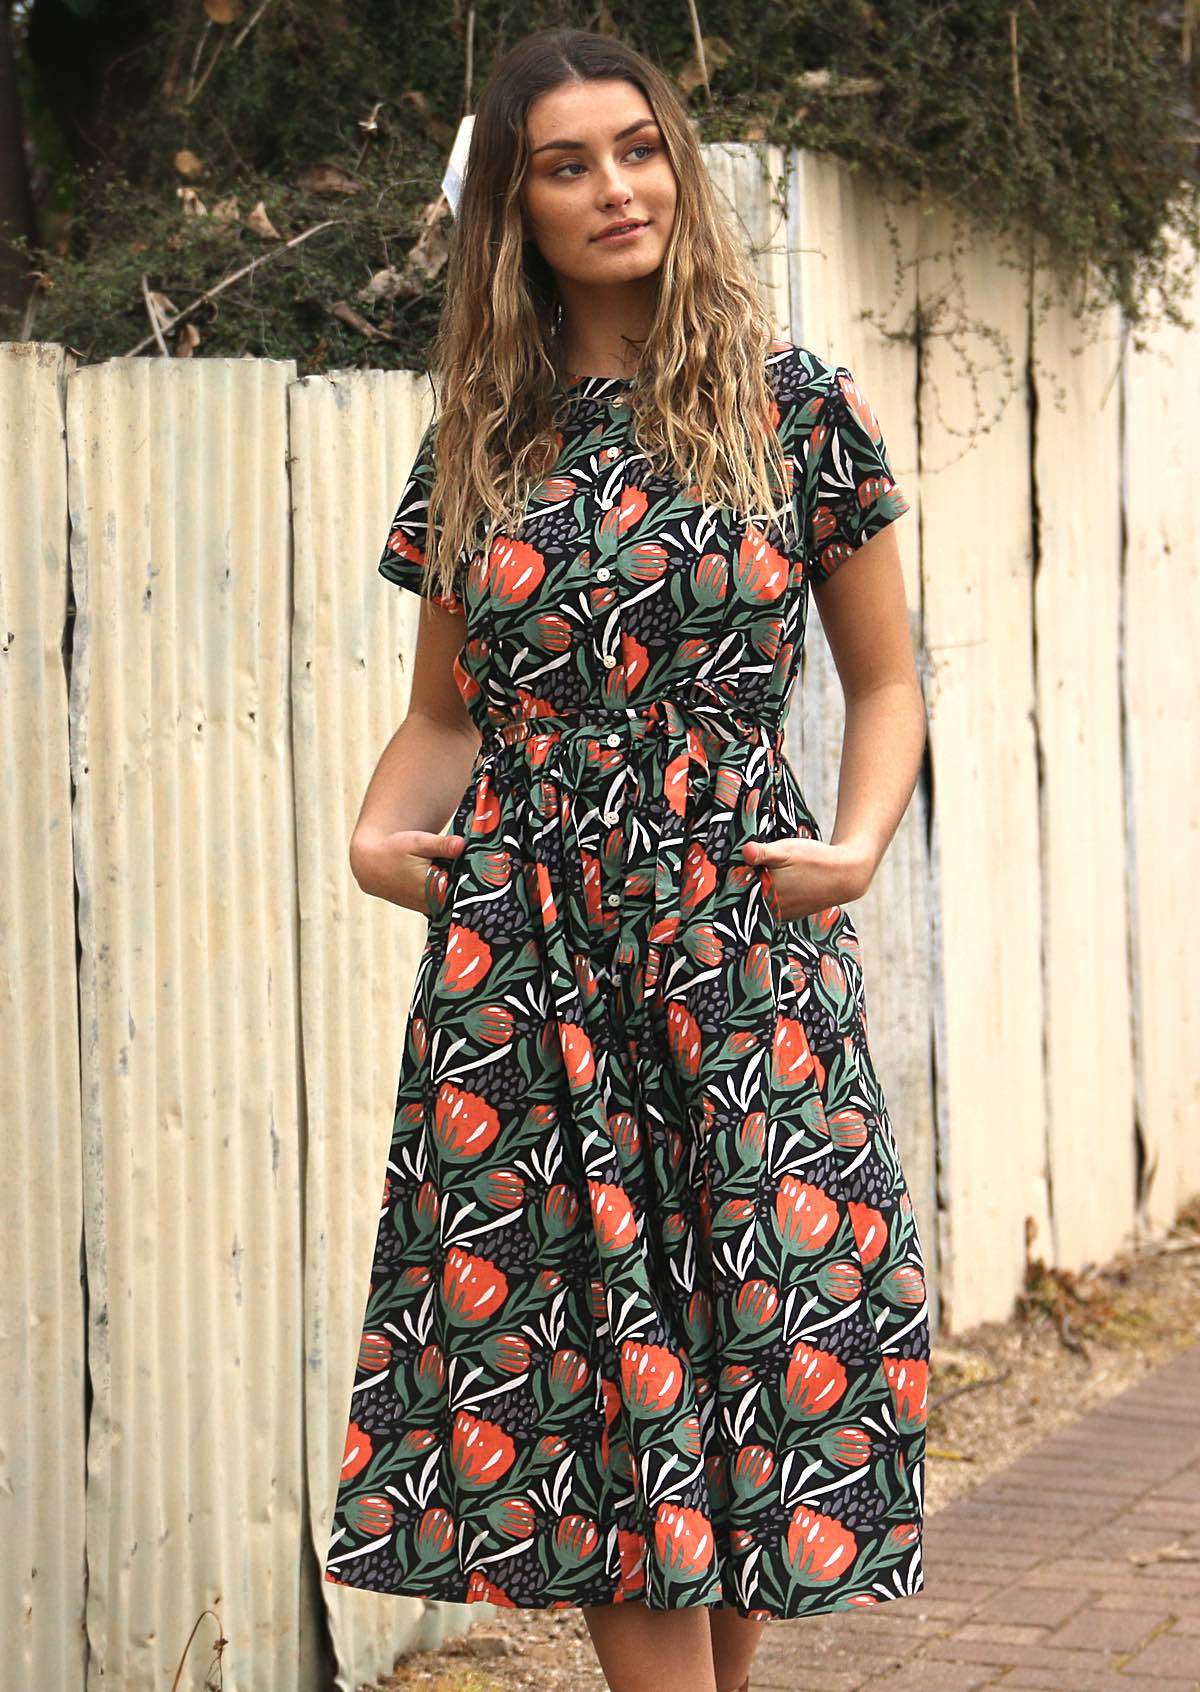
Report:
324,339,930,1621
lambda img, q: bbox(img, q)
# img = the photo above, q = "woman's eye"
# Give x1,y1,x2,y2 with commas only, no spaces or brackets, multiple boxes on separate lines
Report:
552,143,657,178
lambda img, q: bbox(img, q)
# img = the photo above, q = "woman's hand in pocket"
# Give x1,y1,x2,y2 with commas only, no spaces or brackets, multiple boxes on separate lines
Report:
741,836,874,922
350,826,467,914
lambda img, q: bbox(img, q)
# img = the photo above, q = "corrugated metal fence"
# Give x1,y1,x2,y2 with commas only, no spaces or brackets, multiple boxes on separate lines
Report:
2,143,1197,1691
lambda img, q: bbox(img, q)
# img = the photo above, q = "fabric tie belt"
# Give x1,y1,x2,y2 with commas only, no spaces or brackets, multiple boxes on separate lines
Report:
475,681,786,1014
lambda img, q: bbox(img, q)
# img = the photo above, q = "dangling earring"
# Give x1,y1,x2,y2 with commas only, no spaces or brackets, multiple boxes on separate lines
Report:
552,300,563,336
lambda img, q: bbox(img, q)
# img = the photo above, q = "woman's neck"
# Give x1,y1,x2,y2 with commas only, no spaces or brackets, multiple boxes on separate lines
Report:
554,281,656,379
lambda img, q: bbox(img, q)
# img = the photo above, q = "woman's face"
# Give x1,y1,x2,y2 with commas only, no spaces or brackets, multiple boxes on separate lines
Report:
520,78,678,289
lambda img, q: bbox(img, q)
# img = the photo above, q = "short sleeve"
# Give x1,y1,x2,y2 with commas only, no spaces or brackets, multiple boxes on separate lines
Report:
798,363,910,587
377,418,467,616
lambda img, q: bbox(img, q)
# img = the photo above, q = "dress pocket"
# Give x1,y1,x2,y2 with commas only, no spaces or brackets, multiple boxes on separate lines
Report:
758,859,785,925
422,857,440,920
423,777,481,921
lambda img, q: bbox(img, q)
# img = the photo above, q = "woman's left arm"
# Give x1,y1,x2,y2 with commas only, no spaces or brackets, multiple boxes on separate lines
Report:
743,520,926,917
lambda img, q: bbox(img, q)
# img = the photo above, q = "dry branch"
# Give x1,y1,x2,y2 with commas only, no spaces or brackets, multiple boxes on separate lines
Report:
122,217,344,356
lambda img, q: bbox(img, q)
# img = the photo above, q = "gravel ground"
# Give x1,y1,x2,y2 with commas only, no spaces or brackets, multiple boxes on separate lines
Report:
360,1197,1200,1692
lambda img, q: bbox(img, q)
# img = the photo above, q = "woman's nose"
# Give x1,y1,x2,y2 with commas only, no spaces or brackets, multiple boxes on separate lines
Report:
597,164,633,202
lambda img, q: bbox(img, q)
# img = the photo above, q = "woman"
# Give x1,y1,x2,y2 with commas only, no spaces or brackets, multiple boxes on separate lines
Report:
325,25,930,1692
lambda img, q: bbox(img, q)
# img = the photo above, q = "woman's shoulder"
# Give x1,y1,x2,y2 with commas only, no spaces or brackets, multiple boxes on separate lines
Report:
765,338,842,403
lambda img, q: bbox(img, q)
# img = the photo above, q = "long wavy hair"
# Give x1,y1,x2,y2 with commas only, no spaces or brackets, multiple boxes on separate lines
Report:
420,25,797,602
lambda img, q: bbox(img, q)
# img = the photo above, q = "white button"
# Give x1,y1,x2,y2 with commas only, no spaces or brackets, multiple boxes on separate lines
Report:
601,653,617,668
606,892,621,907
602,809,620,826
595,566,612,581
605,732,621,747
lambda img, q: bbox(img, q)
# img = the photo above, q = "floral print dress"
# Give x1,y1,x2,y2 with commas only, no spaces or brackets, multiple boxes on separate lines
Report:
323,340,930,1620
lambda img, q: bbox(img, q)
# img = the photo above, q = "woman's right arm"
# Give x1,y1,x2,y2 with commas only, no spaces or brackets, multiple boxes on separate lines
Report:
349,599,481,911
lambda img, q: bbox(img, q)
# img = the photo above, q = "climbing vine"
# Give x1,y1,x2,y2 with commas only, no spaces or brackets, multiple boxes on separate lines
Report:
5,0,1197,369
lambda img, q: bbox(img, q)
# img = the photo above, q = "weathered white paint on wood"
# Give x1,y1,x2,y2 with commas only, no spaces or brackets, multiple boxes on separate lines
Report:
0,342,87,1692
705,142,791,338
916,209,1052,1328
67,354,316,1692
1121,255,1200,1229
1031,282,1137,1267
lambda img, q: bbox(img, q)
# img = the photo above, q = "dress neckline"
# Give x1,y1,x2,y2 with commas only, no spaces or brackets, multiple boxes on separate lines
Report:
558,371,635,397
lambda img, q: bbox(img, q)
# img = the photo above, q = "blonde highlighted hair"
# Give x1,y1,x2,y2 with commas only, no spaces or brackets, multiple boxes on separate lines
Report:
420,25,797,602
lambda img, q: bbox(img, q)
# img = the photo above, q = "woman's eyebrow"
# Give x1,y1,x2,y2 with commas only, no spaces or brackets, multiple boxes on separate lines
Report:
530,118,658,157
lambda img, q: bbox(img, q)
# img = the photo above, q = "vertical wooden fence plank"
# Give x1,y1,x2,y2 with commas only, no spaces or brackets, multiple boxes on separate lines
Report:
1121,257,1200,1229
916,210,1050,1328
0,342,87,1692
68,356,312,1691
1031,285,1137,1266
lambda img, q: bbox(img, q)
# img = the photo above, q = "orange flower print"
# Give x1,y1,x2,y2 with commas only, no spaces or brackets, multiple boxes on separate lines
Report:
736,524,790,603
883,1356,929,1432
558,1021,596,1090
417,1506,456,1554
442,1246,509,1325
440,924,493,996
665,1000,703,1078
626,539,669,583
598,484,649,541
339,1420,372,1482
531,859,560,928
847,1200,888,1266
620,1341,684,1415
655,1504,715,1577
555,1514,601,1565
471,772,501,834
383,525,423,566
451,1410,516,1488
488,535,546,605
776,1176,841,1253
784,1344,849,1417
732,1278,779,1332
786,1507,859,1585
772,1015,826,1089
731,1446,776,1498
680,840,718,912
589,1180,639,1255
431,1082,501,1162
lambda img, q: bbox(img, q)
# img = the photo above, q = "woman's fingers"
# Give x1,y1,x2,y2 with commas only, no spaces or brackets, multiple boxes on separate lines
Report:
399,829,464,859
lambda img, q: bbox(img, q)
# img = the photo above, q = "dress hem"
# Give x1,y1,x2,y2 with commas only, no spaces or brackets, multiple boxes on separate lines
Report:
322,1563,926,1621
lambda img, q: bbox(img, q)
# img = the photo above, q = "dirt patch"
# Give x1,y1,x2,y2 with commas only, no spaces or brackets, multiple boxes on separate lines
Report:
364,1198,1200,1692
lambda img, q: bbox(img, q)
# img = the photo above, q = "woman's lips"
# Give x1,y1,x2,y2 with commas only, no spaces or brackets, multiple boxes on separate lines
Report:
593,221,648,243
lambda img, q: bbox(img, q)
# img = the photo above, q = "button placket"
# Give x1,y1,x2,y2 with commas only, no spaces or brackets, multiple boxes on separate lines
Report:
589,434,629,678
600,750,629,830
589,415,633,935
583,725,627,940
575,723,618,957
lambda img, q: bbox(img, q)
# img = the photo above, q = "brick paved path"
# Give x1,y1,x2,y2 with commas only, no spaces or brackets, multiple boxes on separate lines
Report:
752,1338,1200,1692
